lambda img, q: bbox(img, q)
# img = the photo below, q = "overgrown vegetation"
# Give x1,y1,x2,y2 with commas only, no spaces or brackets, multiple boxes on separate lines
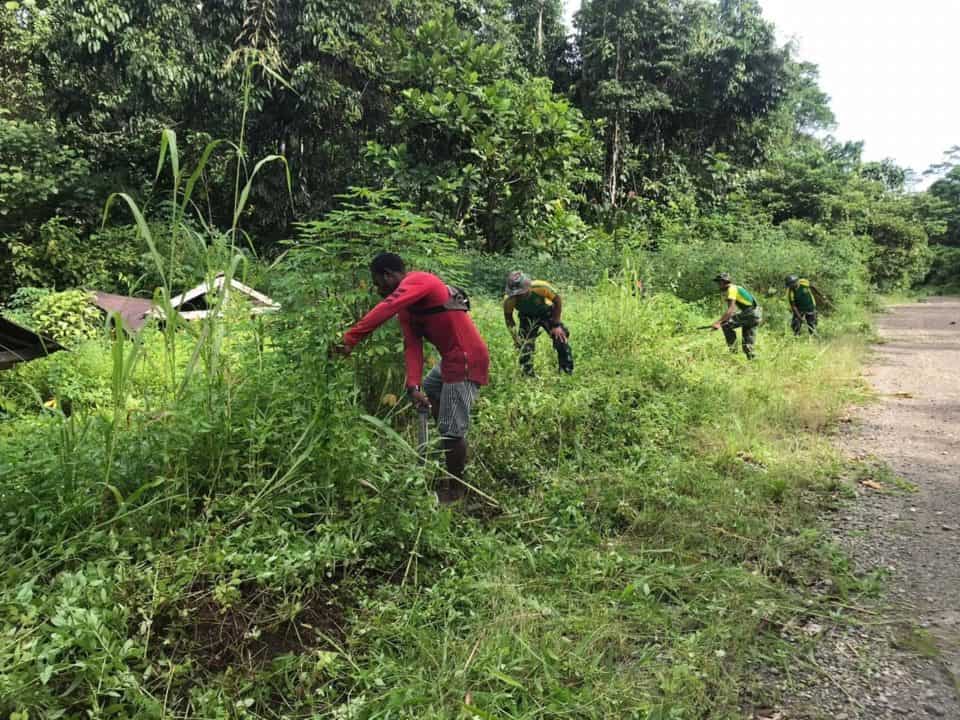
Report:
1,0,958,716
2,269,873,717
2,0,957,296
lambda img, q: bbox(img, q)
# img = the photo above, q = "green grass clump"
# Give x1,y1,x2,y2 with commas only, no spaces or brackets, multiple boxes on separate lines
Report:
0,281,871,719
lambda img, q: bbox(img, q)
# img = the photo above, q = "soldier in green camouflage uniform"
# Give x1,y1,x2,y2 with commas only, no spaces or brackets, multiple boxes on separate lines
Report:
711,272,762,360
785,275,819,336
503,271,574,376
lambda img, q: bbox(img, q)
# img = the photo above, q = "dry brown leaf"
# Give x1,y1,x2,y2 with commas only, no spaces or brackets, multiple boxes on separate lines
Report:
891,392,914,399
860,479,884,490
464,691,473,706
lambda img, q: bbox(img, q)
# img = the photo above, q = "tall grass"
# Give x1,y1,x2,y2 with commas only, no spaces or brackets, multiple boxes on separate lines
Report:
0,51,881,714
0,264,874,718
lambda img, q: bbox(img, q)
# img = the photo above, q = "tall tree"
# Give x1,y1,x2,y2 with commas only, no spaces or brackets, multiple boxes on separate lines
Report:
364,13,599,252
574,0,790,205
0,0,538,253
507,0,568,77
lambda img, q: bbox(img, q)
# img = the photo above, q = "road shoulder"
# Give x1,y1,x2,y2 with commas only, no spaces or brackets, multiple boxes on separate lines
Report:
768,298,960,720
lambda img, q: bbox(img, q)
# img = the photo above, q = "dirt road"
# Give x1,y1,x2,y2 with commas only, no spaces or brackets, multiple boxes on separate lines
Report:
778,298,960,719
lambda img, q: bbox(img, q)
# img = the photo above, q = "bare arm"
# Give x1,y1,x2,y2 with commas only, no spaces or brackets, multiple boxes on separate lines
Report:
503,300,519,346
549,295,567,343
713,300,738,329
551,295,562,325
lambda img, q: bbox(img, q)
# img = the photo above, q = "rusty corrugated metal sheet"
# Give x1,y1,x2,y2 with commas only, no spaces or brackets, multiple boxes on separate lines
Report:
92,292,154,331
0,316,64,370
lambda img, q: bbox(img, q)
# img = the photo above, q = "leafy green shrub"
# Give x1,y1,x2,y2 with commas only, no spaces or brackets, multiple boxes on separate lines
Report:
3,216,144,292
513,200,594,255
780,220,870,301
866,213,933,291
463,209,874,313
463,242,632,298
644,220,868,309
281,186,466,412
925,245,960,288
0,341,112,413
0,117,97,292
364,12,600,252
1,285,52,325
0,118,93,231
30,289,102,345
292,186,465,283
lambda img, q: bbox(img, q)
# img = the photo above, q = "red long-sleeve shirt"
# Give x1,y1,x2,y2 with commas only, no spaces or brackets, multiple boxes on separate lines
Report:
342,271,490,388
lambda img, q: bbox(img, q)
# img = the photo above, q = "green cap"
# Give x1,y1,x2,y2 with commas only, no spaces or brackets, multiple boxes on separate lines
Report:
713,272,732,283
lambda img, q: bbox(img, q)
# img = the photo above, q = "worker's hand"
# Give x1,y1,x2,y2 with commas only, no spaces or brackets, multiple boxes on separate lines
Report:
710,322,723,331
329,342,352,358
550,326,568,343
407,387,431,411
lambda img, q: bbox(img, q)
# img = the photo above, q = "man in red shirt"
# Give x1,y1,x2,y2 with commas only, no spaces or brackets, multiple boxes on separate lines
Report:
333,253,490,502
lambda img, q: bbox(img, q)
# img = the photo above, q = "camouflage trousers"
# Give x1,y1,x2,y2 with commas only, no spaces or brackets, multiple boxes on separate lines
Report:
519,315,574,375
791,310,818,336
722,306,762,360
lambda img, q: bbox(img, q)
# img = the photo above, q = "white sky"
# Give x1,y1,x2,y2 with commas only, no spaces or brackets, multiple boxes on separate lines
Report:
562,0,960,184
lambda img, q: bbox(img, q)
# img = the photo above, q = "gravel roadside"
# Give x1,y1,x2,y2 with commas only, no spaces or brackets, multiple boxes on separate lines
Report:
762,297,960,720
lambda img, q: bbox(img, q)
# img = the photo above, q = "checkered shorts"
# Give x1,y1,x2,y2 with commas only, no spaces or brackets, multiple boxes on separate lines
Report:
422,363,479,439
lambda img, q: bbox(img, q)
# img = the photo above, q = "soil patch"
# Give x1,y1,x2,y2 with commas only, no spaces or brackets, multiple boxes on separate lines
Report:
157,582,348,674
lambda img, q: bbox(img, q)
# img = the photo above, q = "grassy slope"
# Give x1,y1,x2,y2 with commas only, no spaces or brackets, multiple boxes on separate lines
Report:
352,290,870,719
0,287,872,719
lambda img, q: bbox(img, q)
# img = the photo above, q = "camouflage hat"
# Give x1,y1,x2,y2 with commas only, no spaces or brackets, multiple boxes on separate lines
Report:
713,272,732,283
505,271,532,297
785,274,799,287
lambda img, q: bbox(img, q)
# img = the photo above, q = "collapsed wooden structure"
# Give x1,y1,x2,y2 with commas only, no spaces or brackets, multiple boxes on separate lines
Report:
1,275,279,370
164,274,281,321
90,274,281,330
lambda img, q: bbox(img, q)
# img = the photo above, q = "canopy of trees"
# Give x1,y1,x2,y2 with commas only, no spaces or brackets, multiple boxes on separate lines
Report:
1,0,956,294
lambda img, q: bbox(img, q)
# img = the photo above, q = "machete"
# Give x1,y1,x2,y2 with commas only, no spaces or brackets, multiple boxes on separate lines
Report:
416,406,430,464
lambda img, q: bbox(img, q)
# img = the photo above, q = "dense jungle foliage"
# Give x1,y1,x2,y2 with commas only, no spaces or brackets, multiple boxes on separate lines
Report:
1,0,959,718
1,0,957,295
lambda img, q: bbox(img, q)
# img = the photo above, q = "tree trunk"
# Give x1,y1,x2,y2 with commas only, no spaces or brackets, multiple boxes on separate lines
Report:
536,0,544,59
605,25,624,206
607,117,620,206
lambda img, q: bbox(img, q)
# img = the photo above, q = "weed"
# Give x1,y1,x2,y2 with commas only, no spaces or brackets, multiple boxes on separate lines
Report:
893,626,942,659
0,275,878,718
0,133,881,719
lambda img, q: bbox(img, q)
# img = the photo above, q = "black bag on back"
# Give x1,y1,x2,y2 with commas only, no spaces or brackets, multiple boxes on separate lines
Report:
409,285,471,315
